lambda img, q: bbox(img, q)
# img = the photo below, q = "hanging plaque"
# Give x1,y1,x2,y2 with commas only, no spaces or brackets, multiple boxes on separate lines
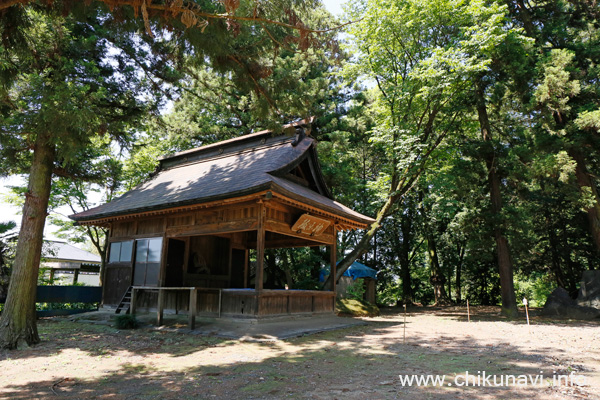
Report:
291,214,331,237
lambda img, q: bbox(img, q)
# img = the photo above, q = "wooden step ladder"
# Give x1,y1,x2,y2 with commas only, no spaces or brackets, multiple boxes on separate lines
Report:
115,286,133,314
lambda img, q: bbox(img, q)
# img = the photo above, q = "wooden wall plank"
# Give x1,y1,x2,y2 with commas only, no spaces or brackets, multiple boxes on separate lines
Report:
166,219,258,237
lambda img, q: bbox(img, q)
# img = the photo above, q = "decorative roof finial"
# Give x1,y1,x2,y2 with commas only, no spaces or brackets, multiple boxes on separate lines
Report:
291,126,305,147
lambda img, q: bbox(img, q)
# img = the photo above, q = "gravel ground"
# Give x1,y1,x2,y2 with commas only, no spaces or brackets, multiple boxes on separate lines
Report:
0,306,598,399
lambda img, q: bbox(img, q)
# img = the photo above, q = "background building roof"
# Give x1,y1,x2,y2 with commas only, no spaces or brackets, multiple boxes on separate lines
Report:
43,240,101,264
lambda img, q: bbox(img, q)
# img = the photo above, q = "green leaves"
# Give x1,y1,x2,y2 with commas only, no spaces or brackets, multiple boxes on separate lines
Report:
534,49,581,129
575,110,600,133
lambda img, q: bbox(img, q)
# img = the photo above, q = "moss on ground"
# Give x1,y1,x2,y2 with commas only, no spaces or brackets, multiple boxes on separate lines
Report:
336,298,380,317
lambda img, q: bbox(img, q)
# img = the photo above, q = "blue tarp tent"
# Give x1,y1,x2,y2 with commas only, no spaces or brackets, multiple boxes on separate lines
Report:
319,261,377,282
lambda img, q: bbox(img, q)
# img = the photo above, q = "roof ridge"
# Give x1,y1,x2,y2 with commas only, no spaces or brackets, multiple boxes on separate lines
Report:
159,120,309,162
161,136,298,171
158,130,272,161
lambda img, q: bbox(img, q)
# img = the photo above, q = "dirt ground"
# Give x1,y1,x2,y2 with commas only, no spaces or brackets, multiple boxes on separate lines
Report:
0,306,598,399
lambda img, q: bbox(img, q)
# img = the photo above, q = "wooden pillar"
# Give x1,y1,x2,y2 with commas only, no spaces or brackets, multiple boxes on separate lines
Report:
73,269,79,284
49,269,55,283
255,201,265,291
218,289,222,318
243,249,249,288
189,288,197,330
331,225,337,294
130,288,137,315
157,288,164,326
158,234,169,287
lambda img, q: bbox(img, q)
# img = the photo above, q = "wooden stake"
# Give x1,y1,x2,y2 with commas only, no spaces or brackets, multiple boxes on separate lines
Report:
467,299,470,322
403,304,407,344
523,297,530,333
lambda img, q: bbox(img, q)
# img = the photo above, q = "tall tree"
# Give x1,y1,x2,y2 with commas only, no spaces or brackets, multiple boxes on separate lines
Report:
0,0,343,348
474,78,518,316
0,7,163,348
331,0,513,298
508,0,600,255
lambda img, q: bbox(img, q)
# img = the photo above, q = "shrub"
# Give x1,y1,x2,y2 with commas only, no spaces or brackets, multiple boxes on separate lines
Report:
346,279,366,301
36,302,98,311
115,314,139,329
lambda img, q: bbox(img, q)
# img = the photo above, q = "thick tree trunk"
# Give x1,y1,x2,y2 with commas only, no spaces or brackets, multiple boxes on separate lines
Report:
475,81,518,318
0,132,55,349
570,150,600,254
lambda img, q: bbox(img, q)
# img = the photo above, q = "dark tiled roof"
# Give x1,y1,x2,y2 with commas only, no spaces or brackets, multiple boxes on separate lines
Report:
269,177,372,223
70,132,374,225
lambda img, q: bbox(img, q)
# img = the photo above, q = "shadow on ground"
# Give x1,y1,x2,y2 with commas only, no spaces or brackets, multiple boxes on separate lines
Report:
0,306,597,399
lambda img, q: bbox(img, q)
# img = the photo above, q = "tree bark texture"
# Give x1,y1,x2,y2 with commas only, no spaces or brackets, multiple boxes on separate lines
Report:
0,132,55,349
475,80,518,318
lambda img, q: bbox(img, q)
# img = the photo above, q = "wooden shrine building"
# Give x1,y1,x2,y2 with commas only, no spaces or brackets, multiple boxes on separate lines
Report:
70,122,374,323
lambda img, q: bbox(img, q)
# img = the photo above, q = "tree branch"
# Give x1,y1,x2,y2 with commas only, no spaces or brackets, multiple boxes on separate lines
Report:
0,0,360,36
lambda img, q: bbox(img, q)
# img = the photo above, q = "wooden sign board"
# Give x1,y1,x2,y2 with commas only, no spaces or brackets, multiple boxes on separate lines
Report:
291,214,331,237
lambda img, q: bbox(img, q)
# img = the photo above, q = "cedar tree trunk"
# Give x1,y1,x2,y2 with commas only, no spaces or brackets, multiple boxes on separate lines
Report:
475,80,518,318
0,132,55,349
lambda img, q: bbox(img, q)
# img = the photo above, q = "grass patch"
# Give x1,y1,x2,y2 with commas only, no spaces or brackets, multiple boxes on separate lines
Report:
336,298,380,317
239,379,284,394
